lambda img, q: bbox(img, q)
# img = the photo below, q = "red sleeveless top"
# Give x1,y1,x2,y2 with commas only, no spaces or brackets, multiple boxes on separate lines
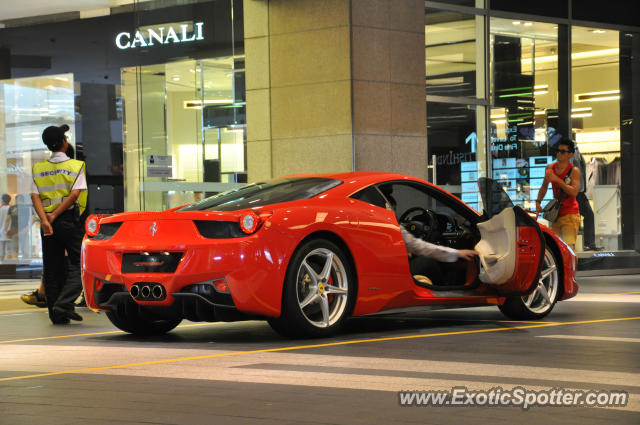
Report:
551,162,580,216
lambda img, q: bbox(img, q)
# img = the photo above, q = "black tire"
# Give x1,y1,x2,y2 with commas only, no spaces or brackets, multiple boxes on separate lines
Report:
268,238,355,338
106,305,182,336
499,246,561,320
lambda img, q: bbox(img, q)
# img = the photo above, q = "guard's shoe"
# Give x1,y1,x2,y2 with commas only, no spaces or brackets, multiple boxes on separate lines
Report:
66,311,83,322
20,290,47,308
52,317,70,325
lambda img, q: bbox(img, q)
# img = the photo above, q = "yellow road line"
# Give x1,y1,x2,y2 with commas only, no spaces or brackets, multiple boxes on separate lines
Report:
575,291,640,297
0,322,223,344
0,318,554,344
1,316,638,382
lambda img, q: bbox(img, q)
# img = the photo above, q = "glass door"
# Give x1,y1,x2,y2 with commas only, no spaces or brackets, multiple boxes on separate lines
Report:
123,57,244,211
0,74,75,264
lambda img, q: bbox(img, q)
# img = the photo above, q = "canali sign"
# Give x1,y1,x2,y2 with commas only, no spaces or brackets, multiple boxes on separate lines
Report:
116,22,204,50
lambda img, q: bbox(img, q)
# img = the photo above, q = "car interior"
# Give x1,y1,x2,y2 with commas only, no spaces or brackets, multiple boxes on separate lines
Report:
351,182,483,290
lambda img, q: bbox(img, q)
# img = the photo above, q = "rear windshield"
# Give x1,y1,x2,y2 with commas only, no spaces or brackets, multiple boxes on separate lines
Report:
178,178,342,212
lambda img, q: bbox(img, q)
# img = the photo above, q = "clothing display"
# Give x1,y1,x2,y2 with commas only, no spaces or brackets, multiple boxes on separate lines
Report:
571,147,596,249
585,156,621,200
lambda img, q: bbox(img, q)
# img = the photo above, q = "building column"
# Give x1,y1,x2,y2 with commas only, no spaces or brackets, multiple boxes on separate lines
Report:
351,0,427,179
244,0,353,181
244,0,427,180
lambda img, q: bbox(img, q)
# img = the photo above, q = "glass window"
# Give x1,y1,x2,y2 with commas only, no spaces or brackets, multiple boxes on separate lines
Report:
377,181,478,248
572,26,620,251
425,6,487,212
489,18,559,211
350,186,387,209
427,1,485,8
426,102,486,212
572,0,635,27
179,178,342,212
0,74,75,264
425,9,484,99
490,0,568,19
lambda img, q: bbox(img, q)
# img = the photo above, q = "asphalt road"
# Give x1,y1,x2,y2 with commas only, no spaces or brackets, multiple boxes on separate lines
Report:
0,275,639,424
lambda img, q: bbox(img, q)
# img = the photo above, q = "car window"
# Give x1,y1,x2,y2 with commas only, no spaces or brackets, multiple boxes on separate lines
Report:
377,181,474,224
179,178,342,212
350,186,387,209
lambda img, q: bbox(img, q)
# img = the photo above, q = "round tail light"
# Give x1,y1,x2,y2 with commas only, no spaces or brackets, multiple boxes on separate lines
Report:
85,215,101,237
239,211,260,234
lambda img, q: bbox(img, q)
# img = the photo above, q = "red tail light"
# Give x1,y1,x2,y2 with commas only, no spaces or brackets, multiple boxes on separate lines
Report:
239,211,260,234
85,214,109,237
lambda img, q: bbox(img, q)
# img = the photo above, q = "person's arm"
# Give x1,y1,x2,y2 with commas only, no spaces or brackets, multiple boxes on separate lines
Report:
536,164,554,212
47,189,81,223
545,167,580,198
31,193,53,236
563,168,581,198
400,227,476,263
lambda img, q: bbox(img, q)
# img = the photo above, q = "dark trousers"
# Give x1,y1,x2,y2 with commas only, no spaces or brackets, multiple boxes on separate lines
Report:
41,210,84,323
576,192,595,248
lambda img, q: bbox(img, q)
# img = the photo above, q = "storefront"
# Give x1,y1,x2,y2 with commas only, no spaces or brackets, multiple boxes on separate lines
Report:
1,0,639,277
0,0,244,271
425,0,640,269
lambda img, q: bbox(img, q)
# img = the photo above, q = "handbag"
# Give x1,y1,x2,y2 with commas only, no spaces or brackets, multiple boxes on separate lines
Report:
541,197,561,222
542,162,573,223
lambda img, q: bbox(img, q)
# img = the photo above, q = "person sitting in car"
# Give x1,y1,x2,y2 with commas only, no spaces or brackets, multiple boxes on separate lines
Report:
384,190,477,285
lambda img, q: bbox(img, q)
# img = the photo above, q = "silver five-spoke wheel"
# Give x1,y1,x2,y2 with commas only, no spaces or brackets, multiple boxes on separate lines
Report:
499,245,561,320
296,248,349,328
269,238,355,338
522,248,559,314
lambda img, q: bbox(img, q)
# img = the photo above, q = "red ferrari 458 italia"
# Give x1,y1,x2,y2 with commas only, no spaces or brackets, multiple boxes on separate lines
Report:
81,172,578,337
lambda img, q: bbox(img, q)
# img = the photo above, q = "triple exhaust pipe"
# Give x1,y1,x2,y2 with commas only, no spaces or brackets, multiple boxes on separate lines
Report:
130,283,165,301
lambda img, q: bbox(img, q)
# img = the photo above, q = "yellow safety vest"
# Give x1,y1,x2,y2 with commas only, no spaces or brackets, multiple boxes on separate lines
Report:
33,159,88,216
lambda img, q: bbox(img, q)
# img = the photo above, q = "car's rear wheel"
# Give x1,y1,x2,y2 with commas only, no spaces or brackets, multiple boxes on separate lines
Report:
269,238,355,338
499,246,560,320
106,305,182,336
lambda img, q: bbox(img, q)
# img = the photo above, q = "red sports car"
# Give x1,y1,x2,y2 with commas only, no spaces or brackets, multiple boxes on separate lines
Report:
81,172,578,337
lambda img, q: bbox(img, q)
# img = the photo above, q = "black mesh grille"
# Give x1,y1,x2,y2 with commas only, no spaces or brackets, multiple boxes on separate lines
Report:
121,252,183,273
194,220,245,238
89,222,122,240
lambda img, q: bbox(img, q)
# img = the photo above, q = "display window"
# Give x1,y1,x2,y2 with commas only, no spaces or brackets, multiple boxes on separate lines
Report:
0,0,244,267
0,75,74,264
571,26,621,251
488,18,559,212
426,3,636,256
425,8,488,207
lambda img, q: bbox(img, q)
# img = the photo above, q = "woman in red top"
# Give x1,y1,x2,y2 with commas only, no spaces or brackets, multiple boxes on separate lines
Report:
536,139,581,250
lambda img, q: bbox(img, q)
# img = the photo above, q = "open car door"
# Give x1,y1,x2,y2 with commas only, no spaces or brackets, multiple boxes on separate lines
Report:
474,178,545,296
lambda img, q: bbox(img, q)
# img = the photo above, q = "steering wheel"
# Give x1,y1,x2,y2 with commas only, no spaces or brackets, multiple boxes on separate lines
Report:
399,207,439,242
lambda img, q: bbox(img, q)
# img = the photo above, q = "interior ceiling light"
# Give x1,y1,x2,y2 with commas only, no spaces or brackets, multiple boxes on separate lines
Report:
533,84,549,95
521,48,619,65
512,21,521,25
183,99,234,109
575,90,620,102
523,22,533,27
590,29,606,34
575,130,620,143
571,107,593,117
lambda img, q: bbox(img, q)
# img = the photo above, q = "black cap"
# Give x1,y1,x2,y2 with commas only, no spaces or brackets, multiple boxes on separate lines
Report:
42,124,70,151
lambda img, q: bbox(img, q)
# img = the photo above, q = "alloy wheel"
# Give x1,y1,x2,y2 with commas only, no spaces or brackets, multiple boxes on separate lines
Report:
295,247,349,328
522,248,559,314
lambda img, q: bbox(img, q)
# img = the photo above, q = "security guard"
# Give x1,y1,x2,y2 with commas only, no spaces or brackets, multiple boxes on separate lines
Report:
31,124,87,324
